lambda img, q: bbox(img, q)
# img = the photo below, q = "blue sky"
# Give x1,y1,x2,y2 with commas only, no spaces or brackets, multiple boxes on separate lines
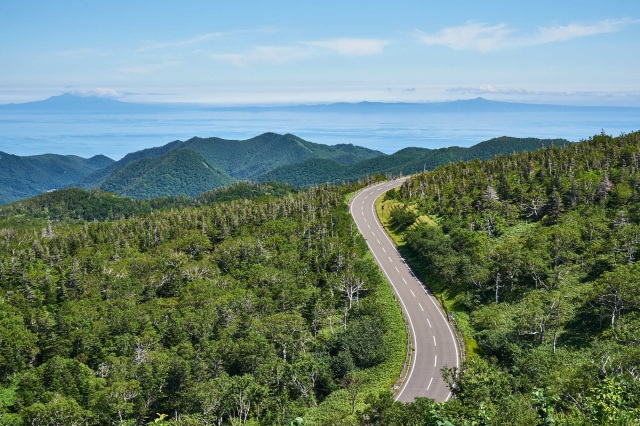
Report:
2,0,640,105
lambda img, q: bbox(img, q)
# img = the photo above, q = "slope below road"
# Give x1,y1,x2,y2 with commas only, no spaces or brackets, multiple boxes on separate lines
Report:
350,179,460,402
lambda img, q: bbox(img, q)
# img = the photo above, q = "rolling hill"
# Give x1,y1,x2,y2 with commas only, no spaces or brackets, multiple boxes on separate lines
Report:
76,132,384,198
256,136,572,186
0,152,113,204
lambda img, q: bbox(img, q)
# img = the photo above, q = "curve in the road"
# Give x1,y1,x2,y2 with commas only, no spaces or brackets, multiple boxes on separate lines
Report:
350,178,460,403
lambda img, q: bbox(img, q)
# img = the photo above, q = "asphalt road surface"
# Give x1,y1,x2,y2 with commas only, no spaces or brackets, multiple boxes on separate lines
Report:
350,178,460,403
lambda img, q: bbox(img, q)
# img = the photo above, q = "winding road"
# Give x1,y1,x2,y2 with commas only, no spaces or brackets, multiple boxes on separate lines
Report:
350,178,460,403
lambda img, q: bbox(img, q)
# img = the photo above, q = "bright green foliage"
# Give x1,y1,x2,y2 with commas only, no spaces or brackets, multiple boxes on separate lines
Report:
366,131,640,424
258,136,571,187
99,148,236,199
196,181,300,204
0,183,403,424
77,132,382,199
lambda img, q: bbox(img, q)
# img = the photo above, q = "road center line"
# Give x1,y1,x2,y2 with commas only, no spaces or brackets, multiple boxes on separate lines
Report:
434,355,437,367
395,266,400,272
388,256,392,262
410,289,416,297
377,239,381,244
418,303,424,311
402,277,407,284
427,318,432,328
427,377,433,390
433,336,437,346
382,247,386,253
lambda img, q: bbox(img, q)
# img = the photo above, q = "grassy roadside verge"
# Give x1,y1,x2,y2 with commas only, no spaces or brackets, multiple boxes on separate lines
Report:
376,196,480,357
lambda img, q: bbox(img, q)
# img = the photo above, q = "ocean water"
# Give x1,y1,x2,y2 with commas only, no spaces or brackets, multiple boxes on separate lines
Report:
1,109,638,160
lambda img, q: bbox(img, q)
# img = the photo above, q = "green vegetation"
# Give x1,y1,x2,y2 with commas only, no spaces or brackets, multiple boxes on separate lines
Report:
0,188,191,230
76,133,383,199
0,152,113,204
99,148,235,199
258,136,572,187
363,131,640,424
0,182,406,424
195,181,300,204
1,134,569,204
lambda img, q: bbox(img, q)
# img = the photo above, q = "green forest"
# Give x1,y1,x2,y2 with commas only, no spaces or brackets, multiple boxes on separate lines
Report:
0,181,406,424
2,131,640,425
365,131,640,424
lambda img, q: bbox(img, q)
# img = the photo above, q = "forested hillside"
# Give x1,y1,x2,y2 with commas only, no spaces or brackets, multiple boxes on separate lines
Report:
76,133,383,198
363,131,640,424
0,182,405,424
257,137,571,187
0,152,113,205
98,149,236,199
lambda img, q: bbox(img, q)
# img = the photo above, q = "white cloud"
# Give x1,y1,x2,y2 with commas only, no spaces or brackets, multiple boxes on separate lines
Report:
211,37,388,67
535,19,628,43
300,38,389,55
55,48,106,58
211,46,310,67
140,27,277,51
448,85,538,95
415,19,637,52
71,88,123,98
118,61,181,74
140,32,228,51
415,23,512,52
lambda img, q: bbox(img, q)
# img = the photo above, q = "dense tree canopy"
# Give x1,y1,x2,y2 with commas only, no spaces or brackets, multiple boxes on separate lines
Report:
365,131,640,424
0,181,405,424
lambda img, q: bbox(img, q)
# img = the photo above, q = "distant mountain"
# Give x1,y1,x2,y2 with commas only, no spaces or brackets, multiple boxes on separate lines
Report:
0,152,113,204
256,136,573,186
0,93,181,114
206,97,637,114
76,132,384,198
3,94,637,115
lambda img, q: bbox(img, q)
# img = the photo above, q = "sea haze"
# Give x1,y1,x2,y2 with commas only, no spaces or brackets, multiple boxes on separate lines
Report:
1,97,638,159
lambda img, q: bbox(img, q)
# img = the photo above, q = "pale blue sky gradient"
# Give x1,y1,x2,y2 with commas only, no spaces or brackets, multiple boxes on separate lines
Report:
2,0,640,105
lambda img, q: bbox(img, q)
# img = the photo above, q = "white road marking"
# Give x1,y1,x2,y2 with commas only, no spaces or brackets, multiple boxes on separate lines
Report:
363,217,367,222
395,266,400,272
382,247,386,253
410,289,416,297
433,336,437,346
418,303,424,311
427,377,433,390
351,178,457,403
434,355,437,367
371,231,376,237
377,239,381,245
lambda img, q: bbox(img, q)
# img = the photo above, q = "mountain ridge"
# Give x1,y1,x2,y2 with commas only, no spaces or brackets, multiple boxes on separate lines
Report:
0,152,114,204
3,93,637,114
